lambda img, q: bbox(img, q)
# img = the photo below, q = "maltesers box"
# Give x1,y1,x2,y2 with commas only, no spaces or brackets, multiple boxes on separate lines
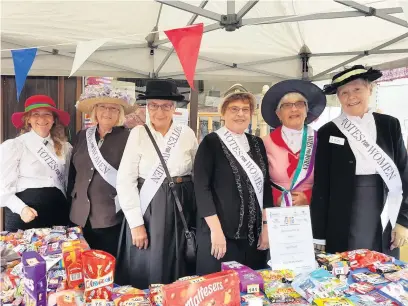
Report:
162,270,240,306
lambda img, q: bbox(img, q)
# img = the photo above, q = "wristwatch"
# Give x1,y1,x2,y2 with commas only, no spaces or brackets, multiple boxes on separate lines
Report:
262,220,267,225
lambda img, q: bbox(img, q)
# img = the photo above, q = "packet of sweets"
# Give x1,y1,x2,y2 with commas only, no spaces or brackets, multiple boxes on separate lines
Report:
313,297,354,305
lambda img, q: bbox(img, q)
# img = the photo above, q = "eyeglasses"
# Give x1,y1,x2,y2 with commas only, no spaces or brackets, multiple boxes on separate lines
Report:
31,112,53,119
280,101,306,110
227,106,251,114
147,103,174,112
97,105,120,114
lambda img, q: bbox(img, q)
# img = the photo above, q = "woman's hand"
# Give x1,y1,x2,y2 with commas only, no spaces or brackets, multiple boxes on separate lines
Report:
20,206,37,223
210,229,227,260
131,225,149,249
391,223,408,250
291,191,308,206
258,225,269,250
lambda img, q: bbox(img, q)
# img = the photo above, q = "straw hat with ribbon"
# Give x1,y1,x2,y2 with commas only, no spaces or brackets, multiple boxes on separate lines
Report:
76,85,137,114
323,65,382,95
12,95,70,129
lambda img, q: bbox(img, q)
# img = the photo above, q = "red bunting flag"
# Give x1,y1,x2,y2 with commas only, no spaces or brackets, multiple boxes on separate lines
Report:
164,23,204,90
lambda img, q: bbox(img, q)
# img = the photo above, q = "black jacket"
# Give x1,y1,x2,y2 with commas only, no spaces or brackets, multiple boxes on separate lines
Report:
194,132,273,239
311,113,408,253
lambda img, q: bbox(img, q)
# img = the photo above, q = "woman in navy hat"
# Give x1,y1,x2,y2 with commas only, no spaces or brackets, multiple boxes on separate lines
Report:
0,95,72,231
115,80,198,288
311,65,408,257
261,80,326,207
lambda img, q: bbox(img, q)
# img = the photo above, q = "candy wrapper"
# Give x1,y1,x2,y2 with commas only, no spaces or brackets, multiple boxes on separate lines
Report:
82,250,115,302
291,268,348,303
340,249,393,270
313,297,354,305
352,272,389,285
348,290,399,305
379,282,408,304
258,269,295,284
47,289,84,306
368,263,401,274
240,293,271,305
344,282,375,295
221,261,264,293
114,294,151,306
111,286,145,300
22,251,47,306
149,284,164,306
62,241,87,289
162,270,240,306
264,285,302,303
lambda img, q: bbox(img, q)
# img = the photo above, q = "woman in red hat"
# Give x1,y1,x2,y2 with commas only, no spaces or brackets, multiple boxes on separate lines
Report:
0,95,72,232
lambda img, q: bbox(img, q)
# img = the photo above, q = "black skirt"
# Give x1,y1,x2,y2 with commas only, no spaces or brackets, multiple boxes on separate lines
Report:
347,174,399,258
115,178,195,289
5,187,70,232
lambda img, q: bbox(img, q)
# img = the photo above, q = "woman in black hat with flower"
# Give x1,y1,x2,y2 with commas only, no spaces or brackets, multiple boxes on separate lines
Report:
311,65,408,257
115,80,198,288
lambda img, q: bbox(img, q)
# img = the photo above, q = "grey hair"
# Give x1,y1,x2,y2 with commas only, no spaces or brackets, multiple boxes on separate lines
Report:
276,92,309,111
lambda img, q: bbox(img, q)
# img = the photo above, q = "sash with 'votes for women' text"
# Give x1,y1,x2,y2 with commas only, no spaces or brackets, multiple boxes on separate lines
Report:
271,125,317,207
216,127,264,210
21,132,66,196
139,124,184,216
86,125,121,212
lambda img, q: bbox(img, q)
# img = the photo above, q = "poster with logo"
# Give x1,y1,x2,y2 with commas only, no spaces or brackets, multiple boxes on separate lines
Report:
266,206,316,274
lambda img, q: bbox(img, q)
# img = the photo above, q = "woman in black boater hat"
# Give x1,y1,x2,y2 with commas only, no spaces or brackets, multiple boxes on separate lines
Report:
115,80,198,288
311,65,408,257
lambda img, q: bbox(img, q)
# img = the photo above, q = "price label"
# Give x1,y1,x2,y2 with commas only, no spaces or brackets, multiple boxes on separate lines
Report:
91,299,106,306
190,277,205,284
247,284,259,293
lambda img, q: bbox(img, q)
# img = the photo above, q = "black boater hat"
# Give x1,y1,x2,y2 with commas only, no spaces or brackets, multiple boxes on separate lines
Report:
261,79,326,128
137,79,186,102
323,65,382,95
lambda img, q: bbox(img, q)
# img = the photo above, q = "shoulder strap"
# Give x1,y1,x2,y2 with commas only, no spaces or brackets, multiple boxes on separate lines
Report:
143,124,190,233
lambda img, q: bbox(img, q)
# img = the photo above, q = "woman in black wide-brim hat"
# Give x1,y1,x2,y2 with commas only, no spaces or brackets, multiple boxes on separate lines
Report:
311,65,408,258
115,79,198,288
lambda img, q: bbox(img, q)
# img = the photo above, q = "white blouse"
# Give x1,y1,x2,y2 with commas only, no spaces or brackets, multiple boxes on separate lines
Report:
0,131,72,215
281,125,303,153
347,110,377,175
116,123,198,229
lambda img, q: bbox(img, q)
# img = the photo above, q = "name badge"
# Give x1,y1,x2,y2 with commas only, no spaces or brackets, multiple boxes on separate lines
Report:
329,136,345,146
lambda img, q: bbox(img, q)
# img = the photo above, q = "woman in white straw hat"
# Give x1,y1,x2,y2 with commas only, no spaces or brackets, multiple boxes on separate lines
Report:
67,85,137,256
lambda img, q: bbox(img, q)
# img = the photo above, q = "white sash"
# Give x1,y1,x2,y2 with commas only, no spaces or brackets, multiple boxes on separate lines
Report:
86,126,121,213
333,114,403,230
216,127,264,210
139,125,184,216
21,132,66,196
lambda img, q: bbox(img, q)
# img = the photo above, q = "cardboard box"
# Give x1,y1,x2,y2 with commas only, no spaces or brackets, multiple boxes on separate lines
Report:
22,251,47,306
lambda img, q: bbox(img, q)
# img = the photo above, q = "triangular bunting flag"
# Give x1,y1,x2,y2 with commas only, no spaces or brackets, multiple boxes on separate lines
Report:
165,23,204,90
69,38,109,77
401,0,408,22
11,48,37,101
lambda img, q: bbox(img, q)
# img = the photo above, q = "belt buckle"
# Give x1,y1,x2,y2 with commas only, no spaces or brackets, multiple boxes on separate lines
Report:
176,177,183,183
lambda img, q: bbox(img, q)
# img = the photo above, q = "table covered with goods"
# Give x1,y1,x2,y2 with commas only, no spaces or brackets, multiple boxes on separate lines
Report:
2,227,408,306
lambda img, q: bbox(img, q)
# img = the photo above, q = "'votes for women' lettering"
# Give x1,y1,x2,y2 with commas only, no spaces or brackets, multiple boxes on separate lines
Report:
36,147,65,185
340,117,396,181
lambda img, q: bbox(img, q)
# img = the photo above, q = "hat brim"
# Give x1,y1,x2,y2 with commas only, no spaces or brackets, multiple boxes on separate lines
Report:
323,70,382,95
137,94,186,102
76,97,138,114
261,80,327,128
11,107,71,129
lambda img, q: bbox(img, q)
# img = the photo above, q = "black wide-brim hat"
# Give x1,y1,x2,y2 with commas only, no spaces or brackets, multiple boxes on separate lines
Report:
261,79,326,128
137,79,186,102
323,65,382,95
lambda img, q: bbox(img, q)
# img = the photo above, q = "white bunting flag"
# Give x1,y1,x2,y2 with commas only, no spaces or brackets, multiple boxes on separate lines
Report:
69,38,109,77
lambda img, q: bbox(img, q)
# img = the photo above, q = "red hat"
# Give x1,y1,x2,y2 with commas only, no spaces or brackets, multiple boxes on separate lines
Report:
11,95,70,129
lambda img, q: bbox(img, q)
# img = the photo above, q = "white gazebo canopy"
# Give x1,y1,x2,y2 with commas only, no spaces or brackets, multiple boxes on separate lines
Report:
1,0,408,83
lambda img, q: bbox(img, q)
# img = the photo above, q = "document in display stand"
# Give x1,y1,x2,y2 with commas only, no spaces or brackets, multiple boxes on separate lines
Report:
266,206,316,275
